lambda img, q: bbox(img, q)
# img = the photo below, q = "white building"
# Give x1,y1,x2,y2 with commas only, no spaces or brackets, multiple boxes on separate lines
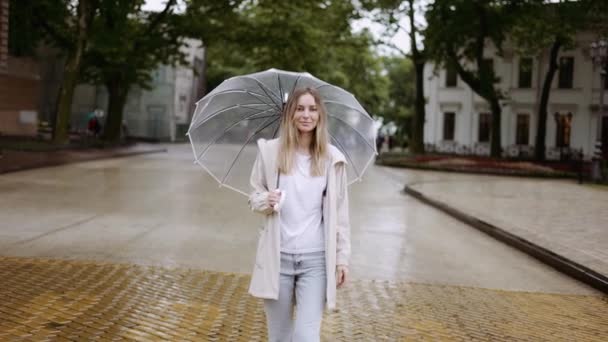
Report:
423,32,608,160
71,38,205,142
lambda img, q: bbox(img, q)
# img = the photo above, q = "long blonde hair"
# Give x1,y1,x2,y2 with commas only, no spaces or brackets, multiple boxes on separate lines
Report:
278,87,329,177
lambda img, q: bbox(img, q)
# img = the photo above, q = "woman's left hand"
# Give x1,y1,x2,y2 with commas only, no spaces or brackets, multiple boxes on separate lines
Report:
336,265,349,288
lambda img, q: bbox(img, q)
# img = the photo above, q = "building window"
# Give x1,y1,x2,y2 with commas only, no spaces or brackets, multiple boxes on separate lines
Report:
516,114,530,145
558,57,574,89
443,112,455,141
478,113,491,143
554,112,572,148
179,95,187,113
446,64,457,87
518,58,533,88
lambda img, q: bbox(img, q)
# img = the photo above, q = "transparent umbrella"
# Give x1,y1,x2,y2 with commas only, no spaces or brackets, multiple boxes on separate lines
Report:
187,68,377,196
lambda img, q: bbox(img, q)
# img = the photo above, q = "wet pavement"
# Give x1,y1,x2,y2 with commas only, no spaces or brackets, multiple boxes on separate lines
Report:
0,143,607,340
404,170,608,280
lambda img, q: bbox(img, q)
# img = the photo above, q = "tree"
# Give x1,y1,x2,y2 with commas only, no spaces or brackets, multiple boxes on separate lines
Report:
82,0,182,143
326,31,389,119
7,0,45,57
29,0,99,144
202,0,389,117
511,1,600,161
382,56,415,143
426,0,514,157
82,0,245,143
362,0,428,154
405,0,427,154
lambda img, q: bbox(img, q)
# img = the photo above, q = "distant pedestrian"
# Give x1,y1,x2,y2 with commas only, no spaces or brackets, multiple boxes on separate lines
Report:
87,115,101,137
121,120,130,142
376,132,385,153
248,87,351,342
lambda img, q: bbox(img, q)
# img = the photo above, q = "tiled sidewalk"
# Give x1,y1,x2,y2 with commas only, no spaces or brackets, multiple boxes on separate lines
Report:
1,257,606,341
407,176,608,279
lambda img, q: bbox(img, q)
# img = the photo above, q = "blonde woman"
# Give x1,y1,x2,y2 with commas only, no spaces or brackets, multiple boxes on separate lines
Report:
248,87,351,342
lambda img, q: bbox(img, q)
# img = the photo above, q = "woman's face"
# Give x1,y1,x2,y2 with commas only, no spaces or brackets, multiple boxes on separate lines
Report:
293,93,319,134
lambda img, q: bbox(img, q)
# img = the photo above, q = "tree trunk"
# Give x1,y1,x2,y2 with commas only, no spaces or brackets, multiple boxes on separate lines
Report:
410,59,426,154
534,38,561,161
490,97,502,157
103,80,129,143
406,0,426,154
53,52,81,144
52,0,92,144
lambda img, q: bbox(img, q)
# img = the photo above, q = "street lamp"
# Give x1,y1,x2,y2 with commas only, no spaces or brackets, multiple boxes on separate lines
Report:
590,39,607,181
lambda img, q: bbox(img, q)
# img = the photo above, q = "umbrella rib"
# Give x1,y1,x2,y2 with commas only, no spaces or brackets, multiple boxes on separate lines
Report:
289,75,302,100
272,116,281,138
327,114,377,152
194,90,277,119
193,88,278,120
190,98,276,133
195,108,278,161
221,116,280,184
278,73,284,108
243,76,282,111
328,132,361,179
197,89,271,105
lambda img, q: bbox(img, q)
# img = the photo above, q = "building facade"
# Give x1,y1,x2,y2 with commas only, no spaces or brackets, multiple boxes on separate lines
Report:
71,38,205,141
0,0,40,137
424,32,608,160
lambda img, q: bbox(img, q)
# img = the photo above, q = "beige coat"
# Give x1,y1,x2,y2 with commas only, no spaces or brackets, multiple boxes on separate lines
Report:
247,138,351,310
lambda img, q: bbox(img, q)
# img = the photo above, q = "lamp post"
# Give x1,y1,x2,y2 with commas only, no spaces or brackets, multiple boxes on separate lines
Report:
590,39,607,181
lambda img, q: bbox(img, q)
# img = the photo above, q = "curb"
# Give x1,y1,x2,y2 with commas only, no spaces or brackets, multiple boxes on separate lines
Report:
0,147,167,175
376,160,576,179
403,185,608,295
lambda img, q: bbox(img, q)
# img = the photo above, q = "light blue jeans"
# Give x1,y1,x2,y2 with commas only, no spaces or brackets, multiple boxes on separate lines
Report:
264,251,327,342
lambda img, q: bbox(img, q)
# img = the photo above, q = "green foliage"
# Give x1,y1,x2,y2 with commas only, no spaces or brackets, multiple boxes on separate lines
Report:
425,0,514,98
510,1,591,57
325,31,389,118
7,0,46,56
425,0,516,156
81,0,187,90
587,0,608,35
203,0,390,117
16,0,93,54
381,56,414,133
10,0,406,142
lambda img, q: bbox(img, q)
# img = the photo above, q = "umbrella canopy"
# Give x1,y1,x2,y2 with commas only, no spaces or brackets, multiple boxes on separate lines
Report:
187,68,377,196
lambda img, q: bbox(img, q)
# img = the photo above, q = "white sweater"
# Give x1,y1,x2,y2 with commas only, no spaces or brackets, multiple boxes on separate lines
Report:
278,152,327,253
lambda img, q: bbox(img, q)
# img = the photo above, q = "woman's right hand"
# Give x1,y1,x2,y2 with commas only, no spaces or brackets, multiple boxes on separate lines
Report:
267,190,282,208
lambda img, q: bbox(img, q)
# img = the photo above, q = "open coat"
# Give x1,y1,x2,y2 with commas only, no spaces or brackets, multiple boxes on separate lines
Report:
247,138,351,310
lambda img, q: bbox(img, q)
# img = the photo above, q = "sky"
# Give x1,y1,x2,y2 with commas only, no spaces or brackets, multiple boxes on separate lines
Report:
142,0,412,56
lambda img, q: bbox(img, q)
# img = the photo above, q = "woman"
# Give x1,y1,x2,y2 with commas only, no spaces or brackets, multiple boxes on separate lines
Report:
248,87,351,342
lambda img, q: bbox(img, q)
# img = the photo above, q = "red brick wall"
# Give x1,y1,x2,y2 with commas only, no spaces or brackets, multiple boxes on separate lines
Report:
0,0,8,69
0,74,40,136
0,1,40,136
0,74,39,111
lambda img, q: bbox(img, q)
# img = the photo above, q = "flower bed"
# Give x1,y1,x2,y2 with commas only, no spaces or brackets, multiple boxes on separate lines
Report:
376,153,582,178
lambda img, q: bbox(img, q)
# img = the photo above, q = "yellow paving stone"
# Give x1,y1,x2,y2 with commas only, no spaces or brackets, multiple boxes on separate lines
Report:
0,256,607,341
